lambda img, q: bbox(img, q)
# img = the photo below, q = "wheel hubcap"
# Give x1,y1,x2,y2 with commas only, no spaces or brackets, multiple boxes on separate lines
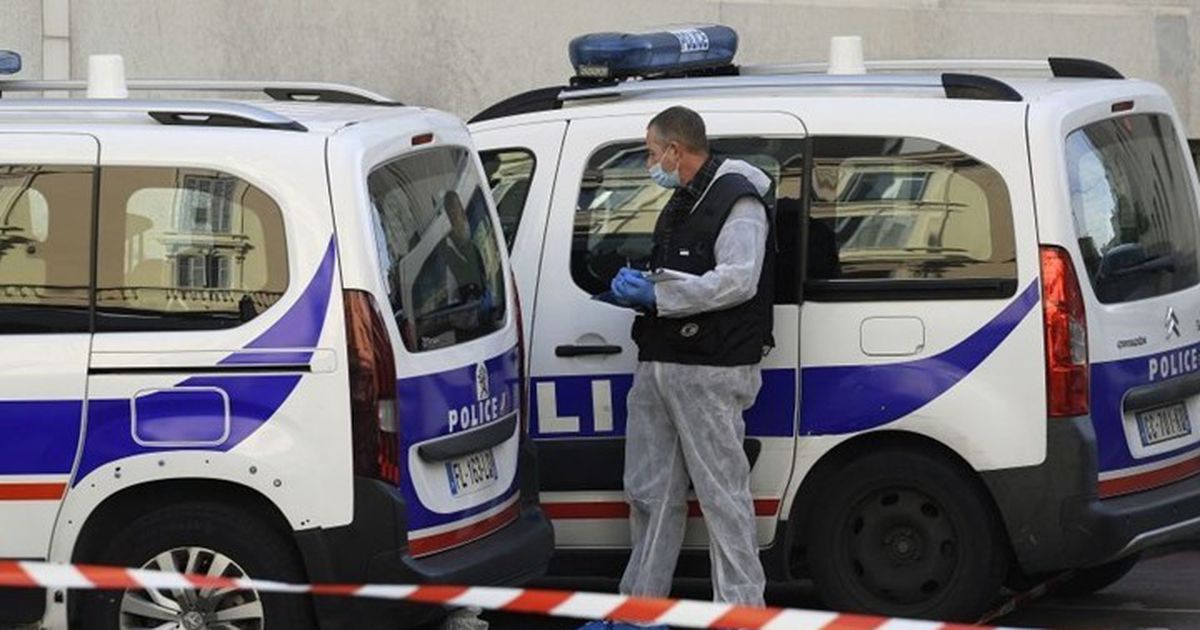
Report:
845,487,957,606
119,546,264,630
883,526,923,563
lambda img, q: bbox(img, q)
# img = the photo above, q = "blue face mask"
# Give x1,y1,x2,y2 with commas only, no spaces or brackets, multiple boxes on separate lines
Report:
649,148,681,189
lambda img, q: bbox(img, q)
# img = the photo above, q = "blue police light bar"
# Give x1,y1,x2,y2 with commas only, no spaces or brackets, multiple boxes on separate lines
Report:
0,51,21,75
569,25,738,80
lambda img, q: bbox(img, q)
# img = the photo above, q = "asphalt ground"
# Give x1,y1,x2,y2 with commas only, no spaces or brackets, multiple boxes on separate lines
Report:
479,547,1200,629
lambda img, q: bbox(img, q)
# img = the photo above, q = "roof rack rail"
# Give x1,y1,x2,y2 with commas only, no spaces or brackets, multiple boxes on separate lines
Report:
743,57,1124,80
559,74,934,101
0,100,307,131
0,80,398,104
557,72,1024,103
470,86,566,123
942,73,1023,102
1047,57,1123,80
742,59,1052,76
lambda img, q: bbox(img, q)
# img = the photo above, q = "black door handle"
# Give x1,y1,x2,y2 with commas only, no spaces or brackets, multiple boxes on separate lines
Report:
555,344,623,357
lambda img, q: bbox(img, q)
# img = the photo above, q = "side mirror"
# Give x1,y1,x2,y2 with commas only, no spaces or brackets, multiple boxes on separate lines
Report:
0,51,21,75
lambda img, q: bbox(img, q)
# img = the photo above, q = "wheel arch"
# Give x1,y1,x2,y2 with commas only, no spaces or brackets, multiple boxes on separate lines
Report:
71,478,301,567
783,430,1013,578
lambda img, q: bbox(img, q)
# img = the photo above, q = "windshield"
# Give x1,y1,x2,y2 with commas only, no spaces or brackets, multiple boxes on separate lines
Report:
1067,113,1200,304
367,146,507,352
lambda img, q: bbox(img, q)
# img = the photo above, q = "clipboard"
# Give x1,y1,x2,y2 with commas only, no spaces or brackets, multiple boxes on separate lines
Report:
590,290,627,306
644,267,700,283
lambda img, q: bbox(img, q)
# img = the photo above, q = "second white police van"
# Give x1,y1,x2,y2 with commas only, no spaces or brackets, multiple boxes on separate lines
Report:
0,54,551,630
470,28,1200,620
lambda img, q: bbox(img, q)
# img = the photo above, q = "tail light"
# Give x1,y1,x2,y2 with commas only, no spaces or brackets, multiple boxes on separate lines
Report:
511,275,529,438
344,290,401,484
1040,246,1089,417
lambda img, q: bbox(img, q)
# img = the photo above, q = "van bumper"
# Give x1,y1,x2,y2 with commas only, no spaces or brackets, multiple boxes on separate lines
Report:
981,416,1200,574
296,444,553,629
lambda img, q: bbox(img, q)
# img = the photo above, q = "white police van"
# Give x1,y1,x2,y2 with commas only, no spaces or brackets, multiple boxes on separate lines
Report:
0,52,551,630
470,27,1200,620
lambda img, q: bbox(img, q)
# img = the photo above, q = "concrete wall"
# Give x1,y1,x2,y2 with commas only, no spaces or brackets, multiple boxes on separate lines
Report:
2,0,1199,132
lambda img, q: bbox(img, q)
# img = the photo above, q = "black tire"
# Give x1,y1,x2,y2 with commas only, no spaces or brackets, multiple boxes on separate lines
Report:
805,449,1007,622
1055,553,1142,597
78,501,316,630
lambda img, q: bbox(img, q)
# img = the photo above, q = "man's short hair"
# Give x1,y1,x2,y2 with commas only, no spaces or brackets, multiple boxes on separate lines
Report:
648,106,709,154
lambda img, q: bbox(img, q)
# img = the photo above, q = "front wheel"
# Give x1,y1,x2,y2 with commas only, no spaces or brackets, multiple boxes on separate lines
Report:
805,449,1007,621
78,501,316,630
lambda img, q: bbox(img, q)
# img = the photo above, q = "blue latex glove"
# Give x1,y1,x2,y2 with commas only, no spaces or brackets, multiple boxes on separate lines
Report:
612,268,656,308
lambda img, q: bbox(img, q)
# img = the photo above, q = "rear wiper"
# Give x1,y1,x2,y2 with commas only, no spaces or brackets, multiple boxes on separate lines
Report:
1110,254,1175,278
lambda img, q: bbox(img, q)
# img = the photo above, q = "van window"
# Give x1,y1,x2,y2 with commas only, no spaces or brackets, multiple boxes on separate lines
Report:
808,136,1017,299
95,167,289,331
479,148,536,250
1067,114,1200,304
572,138,806,303
368,146,507,352
0,165,93,333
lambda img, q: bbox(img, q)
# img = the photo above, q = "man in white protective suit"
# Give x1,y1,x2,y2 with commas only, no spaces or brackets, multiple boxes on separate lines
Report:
580,105,776,630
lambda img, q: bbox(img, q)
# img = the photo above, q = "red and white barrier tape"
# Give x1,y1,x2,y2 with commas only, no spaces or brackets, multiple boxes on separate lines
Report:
0,560,1026,630
977,570,1076,626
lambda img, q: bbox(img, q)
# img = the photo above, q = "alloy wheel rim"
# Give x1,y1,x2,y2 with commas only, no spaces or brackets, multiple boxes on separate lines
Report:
119,546,263,630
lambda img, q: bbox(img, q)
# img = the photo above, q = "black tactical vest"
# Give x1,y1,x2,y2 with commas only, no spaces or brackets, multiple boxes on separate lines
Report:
631,170,775,366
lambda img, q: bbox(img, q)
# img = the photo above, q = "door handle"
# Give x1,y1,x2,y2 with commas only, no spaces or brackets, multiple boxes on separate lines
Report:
555,344,623,357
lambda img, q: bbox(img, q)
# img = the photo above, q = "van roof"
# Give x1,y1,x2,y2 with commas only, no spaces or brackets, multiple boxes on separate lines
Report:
0,80,458,137
469,57,1164,129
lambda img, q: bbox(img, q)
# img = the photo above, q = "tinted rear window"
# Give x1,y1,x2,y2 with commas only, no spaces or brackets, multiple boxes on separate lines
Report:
367,146,507,352
1067,114,1200,304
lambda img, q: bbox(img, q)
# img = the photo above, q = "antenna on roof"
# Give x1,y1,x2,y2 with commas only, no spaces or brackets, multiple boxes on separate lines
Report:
827,36,866,75
87,54,128,99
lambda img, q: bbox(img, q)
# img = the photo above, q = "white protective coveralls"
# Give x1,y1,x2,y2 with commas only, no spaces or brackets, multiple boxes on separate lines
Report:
619,158,771,606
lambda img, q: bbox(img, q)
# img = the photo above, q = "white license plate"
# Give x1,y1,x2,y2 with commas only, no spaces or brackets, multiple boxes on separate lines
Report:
1136,403,1193,447
445,449,498,497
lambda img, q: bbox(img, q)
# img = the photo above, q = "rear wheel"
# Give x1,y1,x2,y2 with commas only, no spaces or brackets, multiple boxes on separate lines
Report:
78,501,316,630
805,449,1007,621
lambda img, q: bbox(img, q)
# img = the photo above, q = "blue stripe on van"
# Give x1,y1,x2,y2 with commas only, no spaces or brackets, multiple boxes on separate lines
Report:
1091,344,1200,473
799,281,1039,435
0,401,82,474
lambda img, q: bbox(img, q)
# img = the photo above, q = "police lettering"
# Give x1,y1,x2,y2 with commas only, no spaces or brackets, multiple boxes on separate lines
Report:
448,391,511,433
1148,346,1200,382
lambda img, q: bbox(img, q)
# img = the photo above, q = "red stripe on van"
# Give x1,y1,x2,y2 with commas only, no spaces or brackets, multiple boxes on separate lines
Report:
1099,454,1200,498
0,482,66,501
407,501,521,557
542,499,781,520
